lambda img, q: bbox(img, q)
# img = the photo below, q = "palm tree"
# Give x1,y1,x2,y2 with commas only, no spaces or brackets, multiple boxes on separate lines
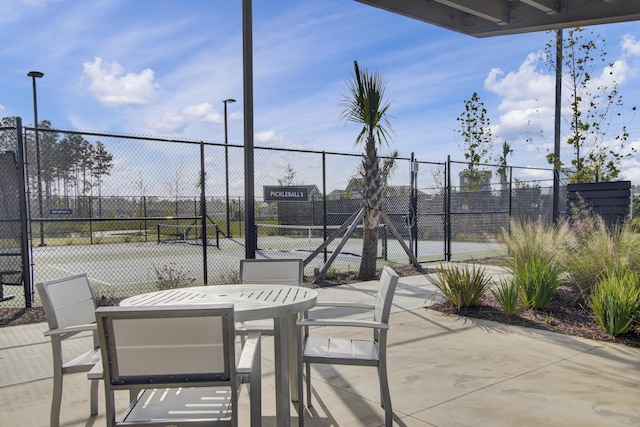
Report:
496,141,513,196
341,61,392,280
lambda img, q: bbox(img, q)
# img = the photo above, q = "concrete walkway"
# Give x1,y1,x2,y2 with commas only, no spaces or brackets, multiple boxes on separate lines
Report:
1,269,639,426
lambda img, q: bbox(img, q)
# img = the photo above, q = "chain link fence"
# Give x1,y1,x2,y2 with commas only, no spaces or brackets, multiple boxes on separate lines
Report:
0,121,566,308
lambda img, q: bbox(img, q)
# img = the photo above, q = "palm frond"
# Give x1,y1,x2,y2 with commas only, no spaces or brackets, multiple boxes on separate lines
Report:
340,60,393,147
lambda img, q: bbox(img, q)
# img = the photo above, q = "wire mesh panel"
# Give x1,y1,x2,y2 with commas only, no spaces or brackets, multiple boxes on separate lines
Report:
2,119,572,308
447,160,513,260
0,151,25,306
252,148,350,271
446,160,557,260
20,128,233,300
414,160,447,263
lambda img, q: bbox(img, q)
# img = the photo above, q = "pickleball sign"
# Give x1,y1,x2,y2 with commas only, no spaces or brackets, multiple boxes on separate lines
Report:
263,186,309,202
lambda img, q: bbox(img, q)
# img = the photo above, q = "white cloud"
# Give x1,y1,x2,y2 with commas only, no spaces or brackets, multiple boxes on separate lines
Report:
0,104,5,114
587,58,631,99
622,167,640,183
484,37,640,180
621,34,640,57
484,52,554,141
620,139,640,182
253,130,306,151
255,130,291,146
148,103,222,134
82,57,159,106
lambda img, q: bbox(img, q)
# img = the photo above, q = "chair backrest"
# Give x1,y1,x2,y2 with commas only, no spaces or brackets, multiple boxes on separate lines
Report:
240,258,303,286
36,273,96,330
374,266,400,324
95,304,236,387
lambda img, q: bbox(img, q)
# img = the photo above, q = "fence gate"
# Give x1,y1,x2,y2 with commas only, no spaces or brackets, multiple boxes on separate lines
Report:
0,141,32,306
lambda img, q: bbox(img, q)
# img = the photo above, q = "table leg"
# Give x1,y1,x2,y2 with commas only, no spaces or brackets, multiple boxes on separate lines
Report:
288,314,300,402
274,317,291,427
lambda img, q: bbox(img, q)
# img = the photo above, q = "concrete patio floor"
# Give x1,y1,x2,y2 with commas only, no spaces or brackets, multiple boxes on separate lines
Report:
1,268,639,426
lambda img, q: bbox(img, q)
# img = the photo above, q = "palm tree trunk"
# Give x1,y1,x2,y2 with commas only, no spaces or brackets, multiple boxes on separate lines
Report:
359,207,380,279
359,136,383,280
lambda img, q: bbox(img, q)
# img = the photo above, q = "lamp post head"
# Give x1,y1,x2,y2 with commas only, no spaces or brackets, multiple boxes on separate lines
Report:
223,98,236,104
28,71,44,79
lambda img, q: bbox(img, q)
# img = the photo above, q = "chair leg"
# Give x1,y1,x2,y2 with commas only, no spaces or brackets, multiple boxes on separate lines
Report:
90,378,99,415
250,340,262,427
305,362,312,408
50,338,64,427
378,364,393,426
297,333,304,427
50,370,63,427
105,390,116,427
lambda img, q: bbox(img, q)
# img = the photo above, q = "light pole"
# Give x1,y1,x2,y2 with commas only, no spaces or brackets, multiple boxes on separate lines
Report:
223,98,236,238
28,71,46,246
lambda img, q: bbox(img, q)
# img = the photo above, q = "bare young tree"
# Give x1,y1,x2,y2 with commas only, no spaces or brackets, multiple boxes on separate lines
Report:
277,163,300,186
544,27,635,183
456,92,495,191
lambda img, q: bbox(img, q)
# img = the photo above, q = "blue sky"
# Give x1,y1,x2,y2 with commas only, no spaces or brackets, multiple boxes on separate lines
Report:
2,0,640,193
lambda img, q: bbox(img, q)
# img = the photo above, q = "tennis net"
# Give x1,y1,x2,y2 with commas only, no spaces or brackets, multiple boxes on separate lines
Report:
255,223,388,257
157,223,220,247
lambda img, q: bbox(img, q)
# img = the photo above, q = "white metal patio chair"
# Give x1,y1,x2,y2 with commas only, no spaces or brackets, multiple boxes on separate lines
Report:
36,273,101,427
94,304,262,427
296,266,400,427
237,258,304,335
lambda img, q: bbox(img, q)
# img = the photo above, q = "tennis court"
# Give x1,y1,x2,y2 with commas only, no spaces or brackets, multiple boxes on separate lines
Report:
24,233,501,297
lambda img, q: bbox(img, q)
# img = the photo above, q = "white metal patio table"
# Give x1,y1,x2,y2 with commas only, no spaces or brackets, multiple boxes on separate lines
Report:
120,284,317,427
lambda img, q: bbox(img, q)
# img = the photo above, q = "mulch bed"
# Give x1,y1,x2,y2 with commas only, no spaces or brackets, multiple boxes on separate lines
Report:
429,287,640,349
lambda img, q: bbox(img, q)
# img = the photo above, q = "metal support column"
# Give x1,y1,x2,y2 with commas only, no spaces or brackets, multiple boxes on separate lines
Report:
243,0,256,259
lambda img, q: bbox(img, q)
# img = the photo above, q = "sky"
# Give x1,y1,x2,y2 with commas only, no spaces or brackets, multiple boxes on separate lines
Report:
2,0,640,196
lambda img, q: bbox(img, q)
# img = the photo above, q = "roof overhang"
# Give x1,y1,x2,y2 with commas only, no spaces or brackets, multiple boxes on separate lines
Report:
355,0,640,37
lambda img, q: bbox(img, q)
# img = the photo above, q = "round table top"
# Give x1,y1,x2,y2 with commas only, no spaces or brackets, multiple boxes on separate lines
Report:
120,284,317,322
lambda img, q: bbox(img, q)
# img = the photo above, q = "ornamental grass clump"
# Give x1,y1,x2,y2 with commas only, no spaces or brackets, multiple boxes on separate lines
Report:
590,267,640,336
429,263,491,311
565,217,640,295
501,217,572,273
491,278,520,315
515,256,562,310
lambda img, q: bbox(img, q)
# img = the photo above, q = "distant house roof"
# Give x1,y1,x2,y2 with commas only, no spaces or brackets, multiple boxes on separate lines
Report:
300,185,320,195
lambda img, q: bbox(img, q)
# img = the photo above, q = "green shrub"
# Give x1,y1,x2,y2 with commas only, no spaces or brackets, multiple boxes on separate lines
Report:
515,256,561,309
324,266,337,280
590,267,640,336
429,263,491,310
154,263,196,290
491,279,520,315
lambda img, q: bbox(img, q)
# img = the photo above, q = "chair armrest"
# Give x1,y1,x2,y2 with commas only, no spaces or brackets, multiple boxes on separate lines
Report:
44,323,97,337
314,301,376,310
237,331,261,376
87,361,103,380
297,318,389,330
